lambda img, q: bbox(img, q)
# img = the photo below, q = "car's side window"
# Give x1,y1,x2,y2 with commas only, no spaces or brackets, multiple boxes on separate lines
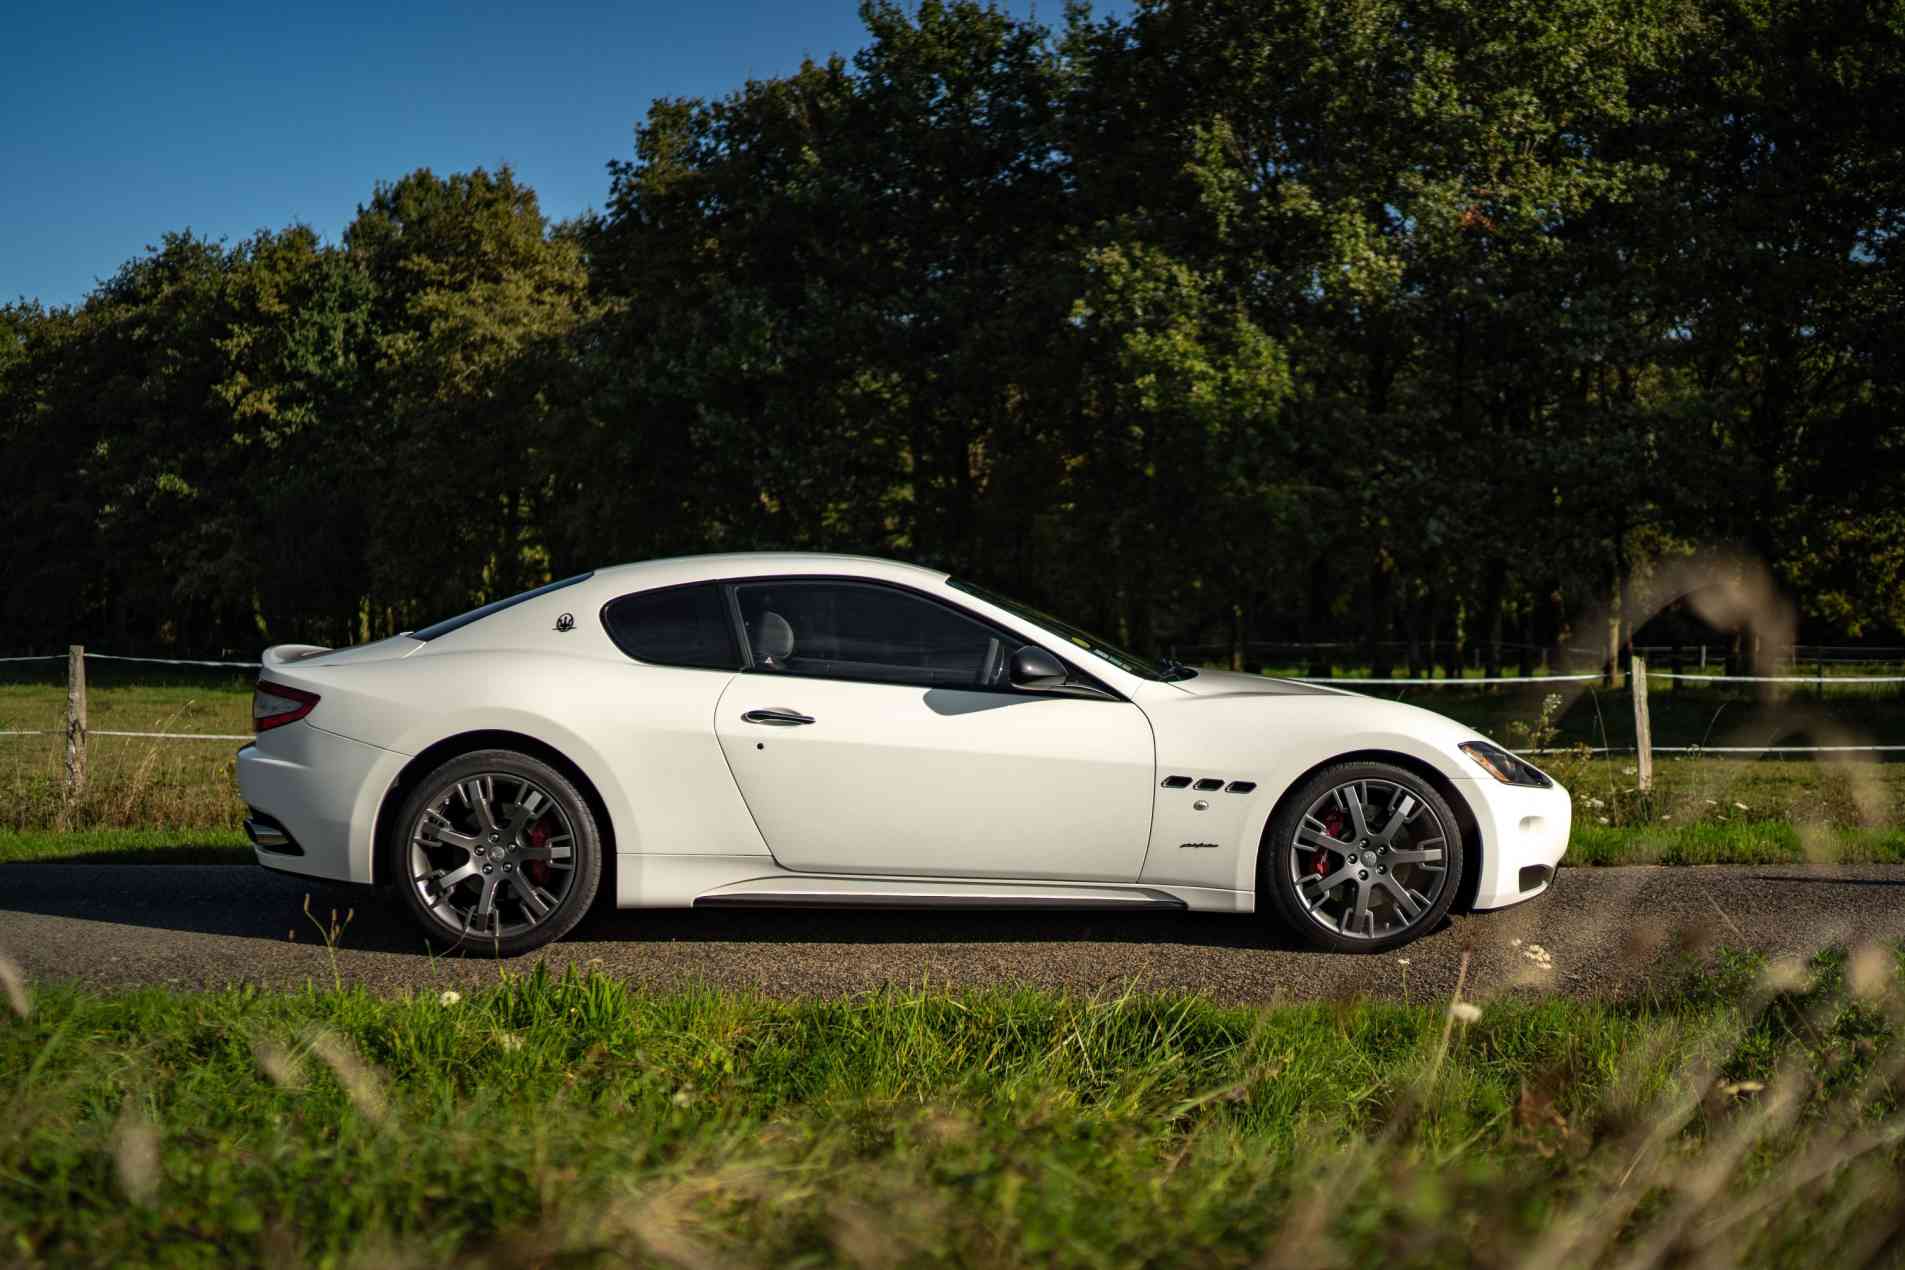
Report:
733,580,1010,688
602,583,742,671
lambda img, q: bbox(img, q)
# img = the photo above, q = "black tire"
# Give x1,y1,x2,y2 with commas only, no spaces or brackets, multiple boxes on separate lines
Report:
385,748,603,955
1261,761,1465,954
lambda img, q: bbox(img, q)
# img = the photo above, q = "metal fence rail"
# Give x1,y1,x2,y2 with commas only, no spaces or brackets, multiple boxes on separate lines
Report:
6,647,1905,803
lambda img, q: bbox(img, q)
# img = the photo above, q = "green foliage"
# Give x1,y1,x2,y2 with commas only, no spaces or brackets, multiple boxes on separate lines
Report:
2,1,1902,659
4,960,1905,1264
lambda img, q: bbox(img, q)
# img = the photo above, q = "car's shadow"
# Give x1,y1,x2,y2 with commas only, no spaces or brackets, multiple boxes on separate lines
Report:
570,904,1302,951
0,863,1329,954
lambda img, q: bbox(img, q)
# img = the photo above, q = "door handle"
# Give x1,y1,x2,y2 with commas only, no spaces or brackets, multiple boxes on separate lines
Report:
741,707,815,726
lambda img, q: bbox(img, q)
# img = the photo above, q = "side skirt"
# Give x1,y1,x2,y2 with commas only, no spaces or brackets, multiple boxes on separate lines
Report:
695,877,1187,910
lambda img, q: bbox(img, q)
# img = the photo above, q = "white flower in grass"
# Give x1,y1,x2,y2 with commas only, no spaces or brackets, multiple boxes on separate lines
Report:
498,1033,525,1053
439,990,462,1007
1762,957,1810,993
1704,799,1719,806
1597,816,1610,825
1622,766,1637,776
0,951,26,1019
1448,1002,1482,1024
1661,814,1672,821
1734,802,1750,811
1396,958,1411,967
1849,944,1893,1000
1510,939,1522,947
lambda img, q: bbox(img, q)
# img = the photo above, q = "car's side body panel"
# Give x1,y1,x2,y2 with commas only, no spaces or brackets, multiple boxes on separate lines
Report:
713,676,1155,880
1132,681,1487,893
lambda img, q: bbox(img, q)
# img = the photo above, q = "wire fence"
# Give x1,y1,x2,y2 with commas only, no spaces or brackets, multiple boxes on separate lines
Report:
1174,639,1905,675
4,647,1904,786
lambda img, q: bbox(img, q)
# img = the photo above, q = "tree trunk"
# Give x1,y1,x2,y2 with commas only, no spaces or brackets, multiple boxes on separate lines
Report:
1405,581,1425,678
1441,599,1464,680
1603,562,1625,690
1306,554,1332,678
1367,551,1395,679
1478,558,1507,679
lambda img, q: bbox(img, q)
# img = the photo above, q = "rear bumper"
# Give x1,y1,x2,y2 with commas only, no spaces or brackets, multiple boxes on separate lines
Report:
235,723,407,884
1462,775,1571,911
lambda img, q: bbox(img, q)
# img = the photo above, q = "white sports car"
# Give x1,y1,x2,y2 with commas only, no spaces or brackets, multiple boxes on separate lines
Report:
237,553,1569,954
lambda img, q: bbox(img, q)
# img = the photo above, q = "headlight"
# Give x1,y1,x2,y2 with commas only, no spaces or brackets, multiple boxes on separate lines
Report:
1458,741,1553,788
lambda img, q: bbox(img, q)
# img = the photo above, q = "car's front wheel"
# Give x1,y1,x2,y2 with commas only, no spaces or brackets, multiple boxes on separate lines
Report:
1262,761,1464,953
387,749,602,954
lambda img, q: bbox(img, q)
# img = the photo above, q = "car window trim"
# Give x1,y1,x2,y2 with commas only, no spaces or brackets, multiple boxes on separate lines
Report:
717,574,1125,701
598,579,744,672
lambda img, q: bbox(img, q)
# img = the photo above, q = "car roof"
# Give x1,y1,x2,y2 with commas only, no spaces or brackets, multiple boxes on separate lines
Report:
589,552,952,590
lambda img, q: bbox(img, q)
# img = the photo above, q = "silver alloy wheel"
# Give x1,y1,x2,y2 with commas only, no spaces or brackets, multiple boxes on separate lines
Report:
406,773,578,940
1287,778,1450,941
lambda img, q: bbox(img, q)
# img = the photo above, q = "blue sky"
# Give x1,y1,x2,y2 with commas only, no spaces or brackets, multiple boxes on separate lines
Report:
2,0,1114,309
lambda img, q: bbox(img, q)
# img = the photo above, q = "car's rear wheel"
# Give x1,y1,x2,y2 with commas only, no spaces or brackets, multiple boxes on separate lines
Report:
1262,761,1464,953
388,749,602,955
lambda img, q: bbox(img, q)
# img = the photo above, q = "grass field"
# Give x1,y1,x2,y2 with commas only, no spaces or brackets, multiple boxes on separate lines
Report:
2,949,1903,1266
0,666,250,833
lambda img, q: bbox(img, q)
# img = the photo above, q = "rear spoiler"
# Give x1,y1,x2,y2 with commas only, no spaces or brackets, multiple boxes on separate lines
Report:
261,644,332,670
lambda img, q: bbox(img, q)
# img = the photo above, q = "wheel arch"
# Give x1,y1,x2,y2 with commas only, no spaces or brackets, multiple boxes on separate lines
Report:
371,730,619,903
1253,748,1484,912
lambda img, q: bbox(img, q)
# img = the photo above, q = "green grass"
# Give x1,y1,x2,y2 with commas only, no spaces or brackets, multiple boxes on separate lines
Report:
2,953,1903,1266
0,827,250,865
1568,821,1905,866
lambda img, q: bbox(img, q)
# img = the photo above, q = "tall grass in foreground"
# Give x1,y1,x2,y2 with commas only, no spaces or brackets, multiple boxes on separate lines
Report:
2,950,1904,1266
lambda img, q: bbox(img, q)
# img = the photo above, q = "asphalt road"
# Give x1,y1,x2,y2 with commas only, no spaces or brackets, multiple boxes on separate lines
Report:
2,863,1902,1003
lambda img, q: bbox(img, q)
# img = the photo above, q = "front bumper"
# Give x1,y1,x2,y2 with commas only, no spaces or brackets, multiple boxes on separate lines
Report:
1461,774,1571,910
236,723,407,884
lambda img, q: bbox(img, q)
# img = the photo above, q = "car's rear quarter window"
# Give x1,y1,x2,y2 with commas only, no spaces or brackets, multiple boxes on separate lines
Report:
603,583,741,670
412,573,594,641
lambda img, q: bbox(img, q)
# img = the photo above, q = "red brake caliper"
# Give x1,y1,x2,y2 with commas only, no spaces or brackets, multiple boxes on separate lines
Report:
1315,810,1345,875
525,819,553,887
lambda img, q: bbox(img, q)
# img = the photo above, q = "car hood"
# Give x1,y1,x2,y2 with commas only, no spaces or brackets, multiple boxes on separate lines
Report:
1158,671,1499,749
1165,669,1350,699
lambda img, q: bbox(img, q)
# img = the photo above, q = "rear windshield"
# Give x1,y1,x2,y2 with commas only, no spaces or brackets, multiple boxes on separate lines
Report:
412,573,594,641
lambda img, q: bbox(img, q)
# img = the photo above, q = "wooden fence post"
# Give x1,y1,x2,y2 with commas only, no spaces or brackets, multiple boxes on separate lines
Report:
64,645,87,800
1632,654,1653,792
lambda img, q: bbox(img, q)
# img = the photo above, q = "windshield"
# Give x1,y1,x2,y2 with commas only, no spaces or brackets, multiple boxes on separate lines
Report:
946,578,1194,681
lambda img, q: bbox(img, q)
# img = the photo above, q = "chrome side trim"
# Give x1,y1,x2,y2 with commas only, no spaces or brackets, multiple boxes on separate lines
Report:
695,886,1188,911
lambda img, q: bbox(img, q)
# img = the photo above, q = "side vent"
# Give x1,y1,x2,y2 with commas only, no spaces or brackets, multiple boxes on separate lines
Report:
1160,775,1193,789
1193,778,1225,792
1225,781,1257,794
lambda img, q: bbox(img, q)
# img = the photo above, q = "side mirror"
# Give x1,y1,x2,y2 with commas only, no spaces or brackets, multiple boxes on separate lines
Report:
1008,645,1069,691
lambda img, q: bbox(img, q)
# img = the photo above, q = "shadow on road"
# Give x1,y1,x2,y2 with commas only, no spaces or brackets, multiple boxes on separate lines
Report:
0,863,1345,955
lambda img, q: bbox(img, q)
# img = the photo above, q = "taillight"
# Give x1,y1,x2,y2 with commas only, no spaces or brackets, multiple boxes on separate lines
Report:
253,681,320,732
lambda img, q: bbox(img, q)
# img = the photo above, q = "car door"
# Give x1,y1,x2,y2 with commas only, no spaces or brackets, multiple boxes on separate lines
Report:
712,577,1156,881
